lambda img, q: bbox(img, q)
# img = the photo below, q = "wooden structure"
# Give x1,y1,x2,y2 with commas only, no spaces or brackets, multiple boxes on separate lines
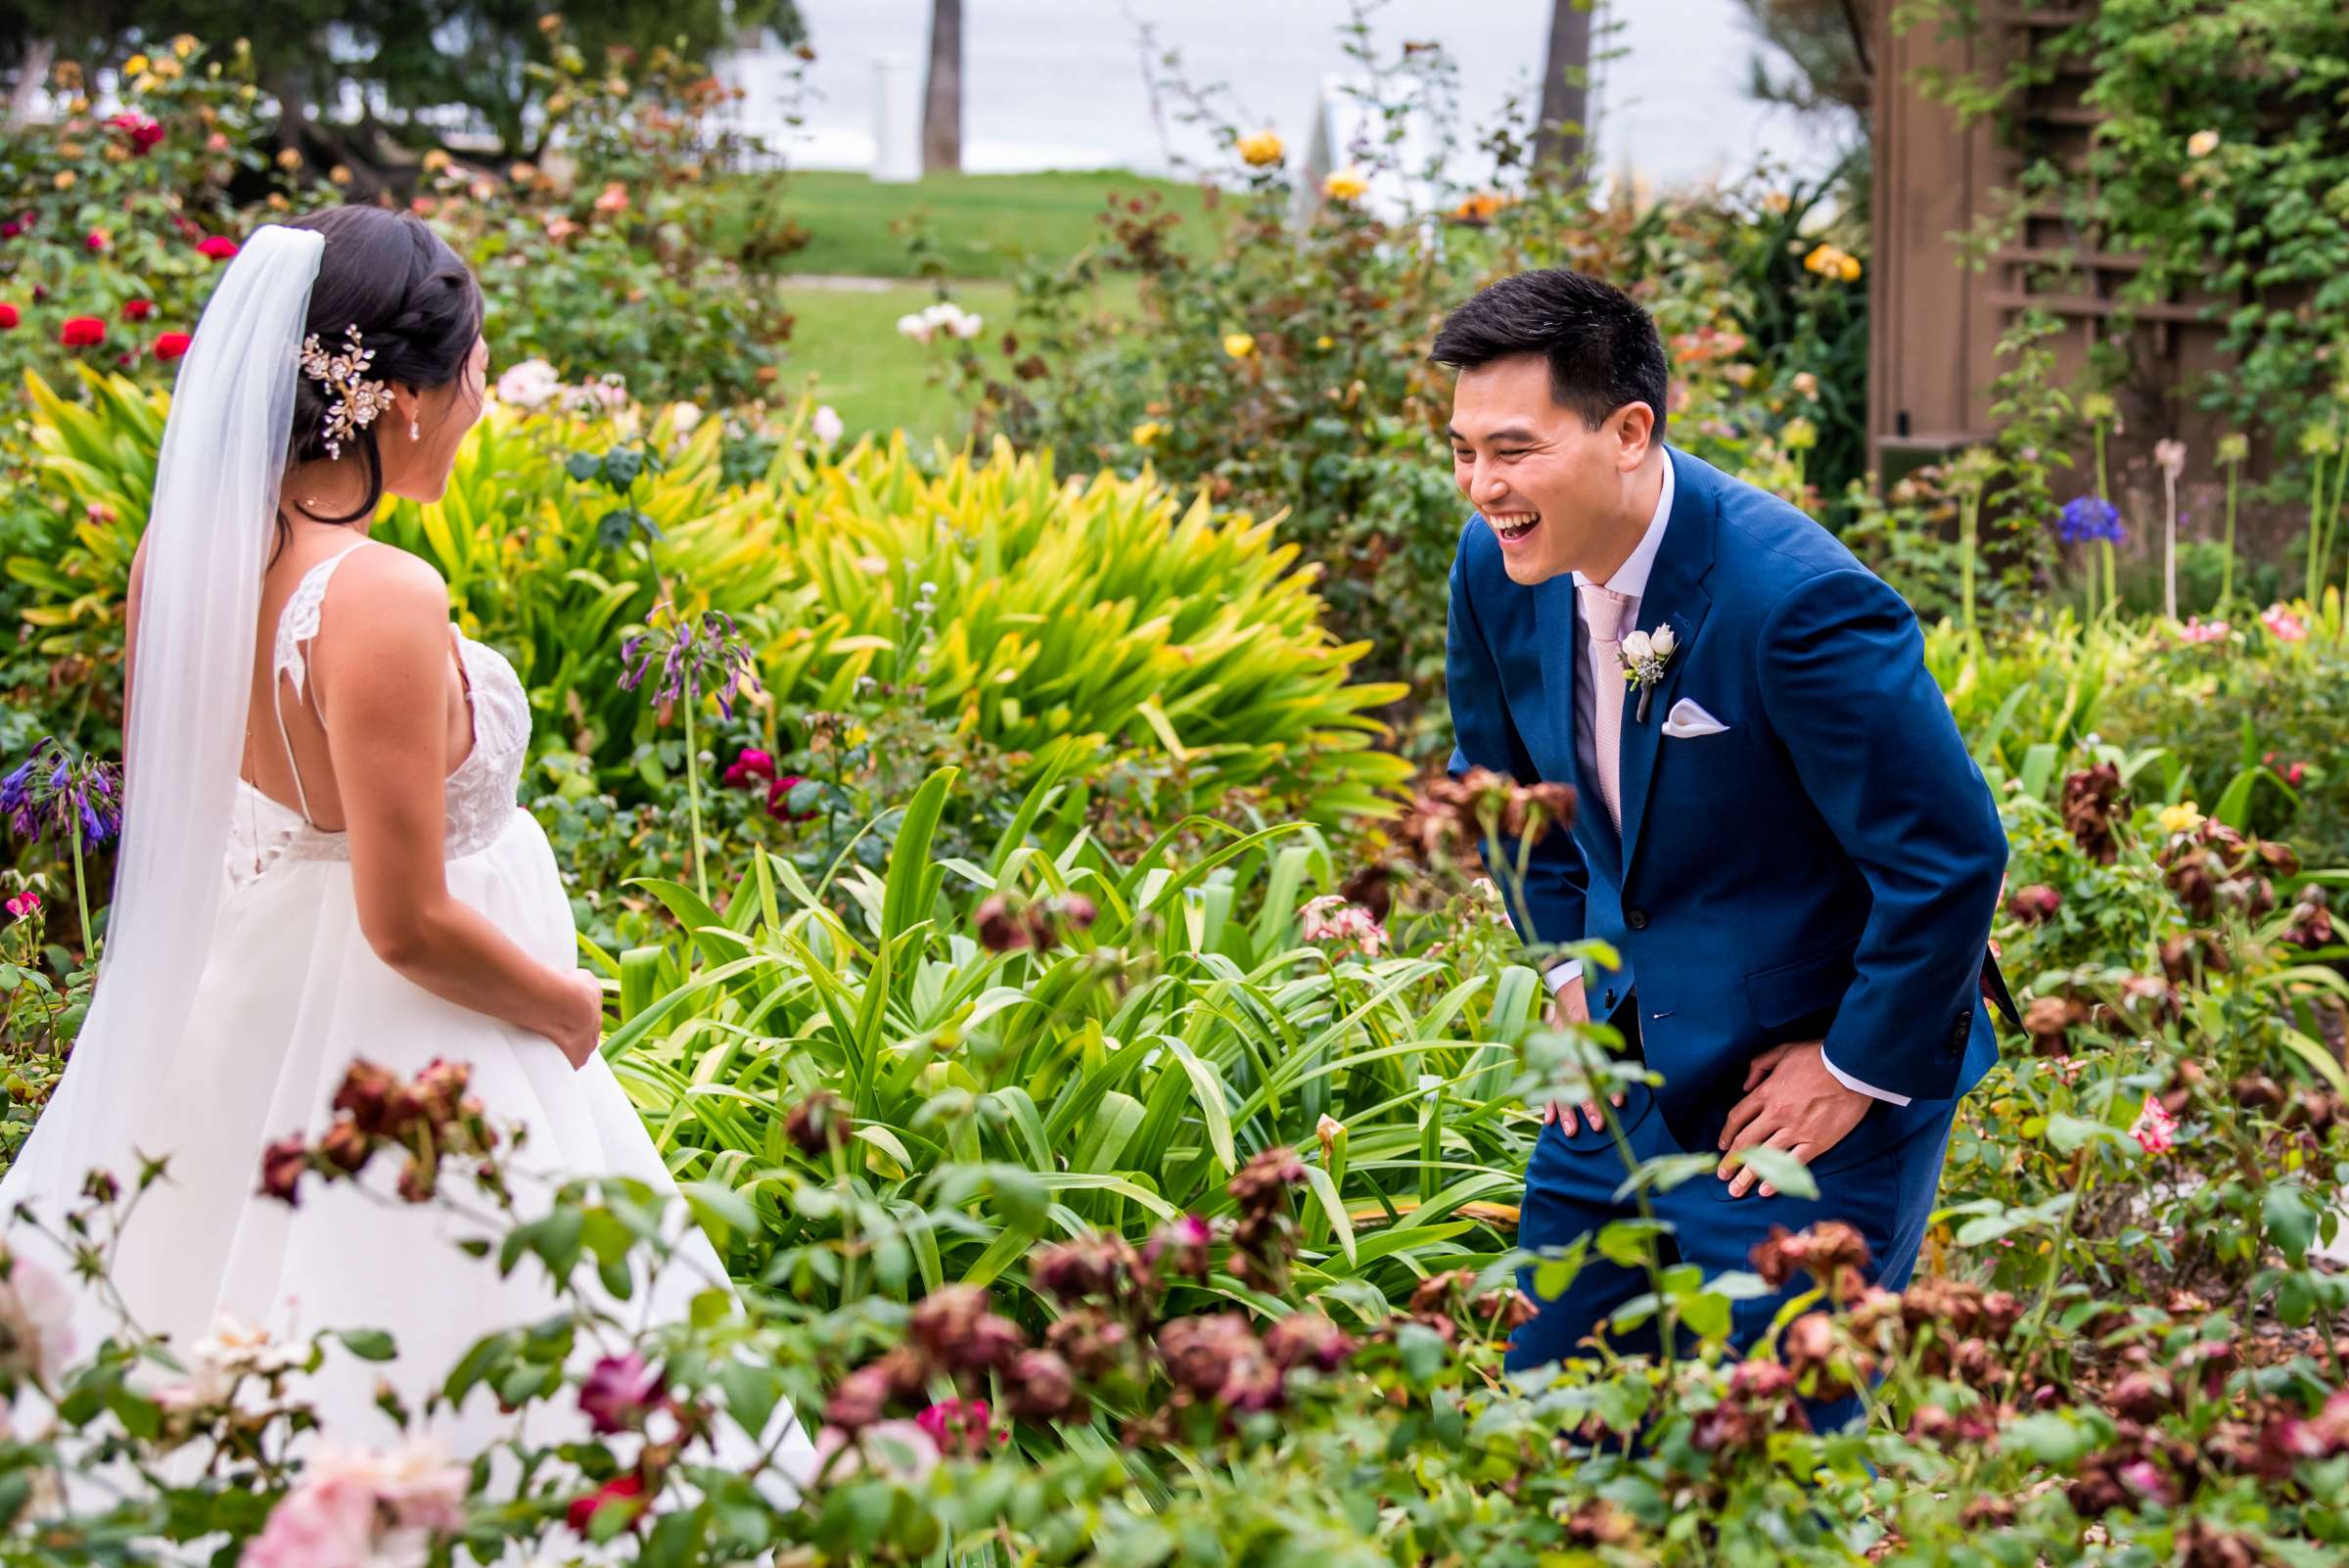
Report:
1867,3,2267,522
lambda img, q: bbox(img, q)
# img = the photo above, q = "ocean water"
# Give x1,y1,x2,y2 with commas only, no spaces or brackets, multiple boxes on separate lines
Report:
724,0,1853,191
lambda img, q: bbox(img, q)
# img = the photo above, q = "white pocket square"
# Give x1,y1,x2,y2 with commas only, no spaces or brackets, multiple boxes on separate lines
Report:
1660,699,1730,738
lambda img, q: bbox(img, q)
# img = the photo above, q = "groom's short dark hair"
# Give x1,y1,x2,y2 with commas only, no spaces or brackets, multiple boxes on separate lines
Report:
1431,269,1670,438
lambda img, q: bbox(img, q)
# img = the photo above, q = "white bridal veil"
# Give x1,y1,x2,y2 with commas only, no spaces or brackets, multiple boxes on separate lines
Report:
2,225,324,1340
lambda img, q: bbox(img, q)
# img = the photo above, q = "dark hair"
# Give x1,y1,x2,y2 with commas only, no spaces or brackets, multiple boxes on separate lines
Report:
283,206,484,531
1429,268,1669,439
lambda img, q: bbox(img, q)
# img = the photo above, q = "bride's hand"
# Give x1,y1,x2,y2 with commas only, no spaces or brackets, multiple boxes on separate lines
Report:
550,968,606,1068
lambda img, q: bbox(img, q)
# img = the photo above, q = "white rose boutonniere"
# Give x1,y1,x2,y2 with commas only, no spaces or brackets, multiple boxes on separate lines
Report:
1618,623,1679,721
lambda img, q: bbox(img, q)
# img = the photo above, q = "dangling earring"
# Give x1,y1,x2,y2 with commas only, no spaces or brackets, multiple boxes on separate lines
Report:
409,418,421,441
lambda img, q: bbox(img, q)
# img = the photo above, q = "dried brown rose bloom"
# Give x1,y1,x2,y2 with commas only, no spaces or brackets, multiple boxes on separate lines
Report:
1747,1222,1869,1290
1562,1499,1635,1546
2282,887,2334,949
1003,1349,1080,1422
2022,994,2090,1055
2006,883,2061,924
1958,1494,2015,1530
1263,1310,1355,1372
332,1059,412,1137
823,1362,893,1431
784,1090,848,1159
2107,1369,2175,1423
316,1118,370,1176
1336,861,1395,923
1471,1287,1541,1333
1227,1146,1308,1215
1029,1234,1142,1305
2060,764,2127,863
1047,1309,1133,1380
1156,1312,1263,1401
908,1285,1028,1376
258,1134,308,1205
1141,1215,1214,1282
394,1154,437,1204
975,895,1028,952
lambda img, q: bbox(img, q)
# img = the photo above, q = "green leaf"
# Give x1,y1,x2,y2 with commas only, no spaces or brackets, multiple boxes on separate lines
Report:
2267,1183,2321,1268
334,1328,398,1362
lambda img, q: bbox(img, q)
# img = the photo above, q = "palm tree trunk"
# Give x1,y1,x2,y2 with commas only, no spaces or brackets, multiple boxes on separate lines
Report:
1533,0,1592,178
922,0,963,174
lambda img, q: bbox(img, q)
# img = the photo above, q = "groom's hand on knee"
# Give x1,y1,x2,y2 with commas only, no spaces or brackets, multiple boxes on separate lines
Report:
1716,1041,1869,1197
1543,977,1624,1135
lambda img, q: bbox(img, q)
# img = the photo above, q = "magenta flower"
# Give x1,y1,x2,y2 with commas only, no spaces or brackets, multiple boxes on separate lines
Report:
914,1398,999,1455
4,892,39,922
578,1352,667,1435
2129,1093,2179,1155
722,748,775,788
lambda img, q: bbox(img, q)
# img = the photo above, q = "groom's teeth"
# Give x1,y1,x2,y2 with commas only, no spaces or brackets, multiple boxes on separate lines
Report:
1491,512,1541,540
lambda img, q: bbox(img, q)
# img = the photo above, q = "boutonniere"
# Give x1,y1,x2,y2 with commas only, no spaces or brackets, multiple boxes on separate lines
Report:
1618,625,1678,722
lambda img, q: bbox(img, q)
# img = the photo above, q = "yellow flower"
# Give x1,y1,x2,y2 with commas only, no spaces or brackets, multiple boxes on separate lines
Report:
1223,332,1257,360
2081,392,2119,425
122,53,150,75
2187,128,2221,159
1315,335,1334,350
52,169,75,191
422,148,451,173
275,146,303,170
1236,129,1284,167
2157,802,2204,837
1323,165,1370,203
1802,242,1861,282
171,33,199,59
1132,421,1165,447
152,56,181,80
1837,254,1861,282
329,164,352,186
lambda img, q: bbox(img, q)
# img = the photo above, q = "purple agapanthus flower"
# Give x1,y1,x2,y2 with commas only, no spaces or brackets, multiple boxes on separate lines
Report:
0,737,122,849
2056,494,2126,545
616,604,761,719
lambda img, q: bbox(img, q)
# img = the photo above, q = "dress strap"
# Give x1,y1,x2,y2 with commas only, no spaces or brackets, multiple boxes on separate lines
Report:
270,539,372,824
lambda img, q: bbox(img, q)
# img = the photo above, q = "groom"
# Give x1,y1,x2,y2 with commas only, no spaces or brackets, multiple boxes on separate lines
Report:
1436,270,2009,1412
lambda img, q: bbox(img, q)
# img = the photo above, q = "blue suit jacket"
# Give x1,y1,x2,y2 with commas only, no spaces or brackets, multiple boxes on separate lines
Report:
1446,446,2005,1172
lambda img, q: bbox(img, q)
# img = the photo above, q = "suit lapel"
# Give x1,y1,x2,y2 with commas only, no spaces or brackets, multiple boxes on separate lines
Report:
1616,449,1718,884
1533,574,1621,887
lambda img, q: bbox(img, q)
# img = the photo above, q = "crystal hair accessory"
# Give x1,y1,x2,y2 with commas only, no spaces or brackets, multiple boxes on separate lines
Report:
298,324,395,460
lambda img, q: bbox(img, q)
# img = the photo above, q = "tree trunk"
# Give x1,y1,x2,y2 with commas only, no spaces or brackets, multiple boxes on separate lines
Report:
265,66,311,154
1533,0,1592,179
7,38,54,131
921,0,963,175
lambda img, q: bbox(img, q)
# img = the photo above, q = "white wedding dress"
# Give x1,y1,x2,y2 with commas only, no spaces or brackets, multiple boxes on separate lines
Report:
91,540,808,1463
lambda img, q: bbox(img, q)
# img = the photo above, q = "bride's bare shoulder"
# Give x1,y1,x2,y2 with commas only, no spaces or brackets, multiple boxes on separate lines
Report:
316,543,451,647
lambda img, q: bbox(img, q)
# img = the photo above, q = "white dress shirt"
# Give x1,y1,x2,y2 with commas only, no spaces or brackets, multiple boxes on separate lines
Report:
1538,458,1907,1106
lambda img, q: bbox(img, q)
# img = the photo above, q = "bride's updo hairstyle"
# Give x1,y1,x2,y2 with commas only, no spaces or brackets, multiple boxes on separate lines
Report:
283,206,483,528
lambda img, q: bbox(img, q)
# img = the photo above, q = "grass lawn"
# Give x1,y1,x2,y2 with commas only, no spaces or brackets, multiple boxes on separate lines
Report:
777,275,1143,446
709,168,1222,281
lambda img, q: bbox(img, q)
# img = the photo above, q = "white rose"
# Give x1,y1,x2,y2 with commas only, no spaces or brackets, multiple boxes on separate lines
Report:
669,400,702,436
811,404,845,445
895,313,936,346
1651,624,1677,659
948,308,985,340
1620,630,1653,664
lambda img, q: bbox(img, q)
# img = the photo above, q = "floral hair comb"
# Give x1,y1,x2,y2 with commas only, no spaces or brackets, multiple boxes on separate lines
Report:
298,324,395,460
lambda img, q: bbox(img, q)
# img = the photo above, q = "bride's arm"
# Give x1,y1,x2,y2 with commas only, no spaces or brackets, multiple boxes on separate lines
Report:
309,548,603,1067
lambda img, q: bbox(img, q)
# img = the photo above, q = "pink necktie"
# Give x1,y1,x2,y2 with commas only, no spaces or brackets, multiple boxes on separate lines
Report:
1578,581,1633,833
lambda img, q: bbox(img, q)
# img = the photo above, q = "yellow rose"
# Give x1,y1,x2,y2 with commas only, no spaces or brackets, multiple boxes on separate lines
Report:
153,56,181,79
2156,803,2204,837
171,33,198,59
329,164,352,186
1131,421,1165,447
1223,332,1257,359
1323,165,1370,203
1236,129,1284,167
1315,335,1334,349
276,146,303,170
422,148,451,173
122,53,150,75
2187,128,2221,159
1838,254,1861,282
52,169,75,190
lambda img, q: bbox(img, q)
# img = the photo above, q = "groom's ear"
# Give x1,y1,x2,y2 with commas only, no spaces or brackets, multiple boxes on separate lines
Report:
1609,399,1657,471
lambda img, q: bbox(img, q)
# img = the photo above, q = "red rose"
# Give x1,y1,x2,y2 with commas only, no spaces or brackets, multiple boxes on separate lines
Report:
84,229,109,254
121,299,153,321
154,331,192,361
196,235,239,260
60,316,105,348
0,304,18,329
566,1473,645,1535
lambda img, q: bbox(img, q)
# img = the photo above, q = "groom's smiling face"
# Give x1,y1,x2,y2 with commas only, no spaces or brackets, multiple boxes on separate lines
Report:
1448,352,1653,588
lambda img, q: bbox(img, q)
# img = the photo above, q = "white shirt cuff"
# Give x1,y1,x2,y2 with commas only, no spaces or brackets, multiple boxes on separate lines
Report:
1821,1052,1911,1106
1543,960,1582,994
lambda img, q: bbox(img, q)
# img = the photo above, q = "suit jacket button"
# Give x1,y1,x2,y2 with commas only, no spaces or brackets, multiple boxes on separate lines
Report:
1625,909,1648,930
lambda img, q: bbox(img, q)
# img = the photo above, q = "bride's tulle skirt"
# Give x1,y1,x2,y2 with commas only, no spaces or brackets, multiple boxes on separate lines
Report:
84,803,805,1465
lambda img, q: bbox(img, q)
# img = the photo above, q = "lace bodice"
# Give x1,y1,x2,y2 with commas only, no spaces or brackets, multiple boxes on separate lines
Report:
229,545,530,888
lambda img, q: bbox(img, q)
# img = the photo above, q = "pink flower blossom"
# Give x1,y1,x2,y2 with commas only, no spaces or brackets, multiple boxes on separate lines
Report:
1299,895,1388,958
578,1351,666,1434
2130,1093,2179,1155
3,892,37,921
2176,617,2230,644
914,1398,1000,1455
241,1438,465,1568
811,1419,941,1485
2261,604,2308,642
722,748,775,788
593,181,629,214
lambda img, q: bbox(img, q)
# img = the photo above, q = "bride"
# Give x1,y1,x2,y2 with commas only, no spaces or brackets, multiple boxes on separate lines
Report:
0,208,809,1466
